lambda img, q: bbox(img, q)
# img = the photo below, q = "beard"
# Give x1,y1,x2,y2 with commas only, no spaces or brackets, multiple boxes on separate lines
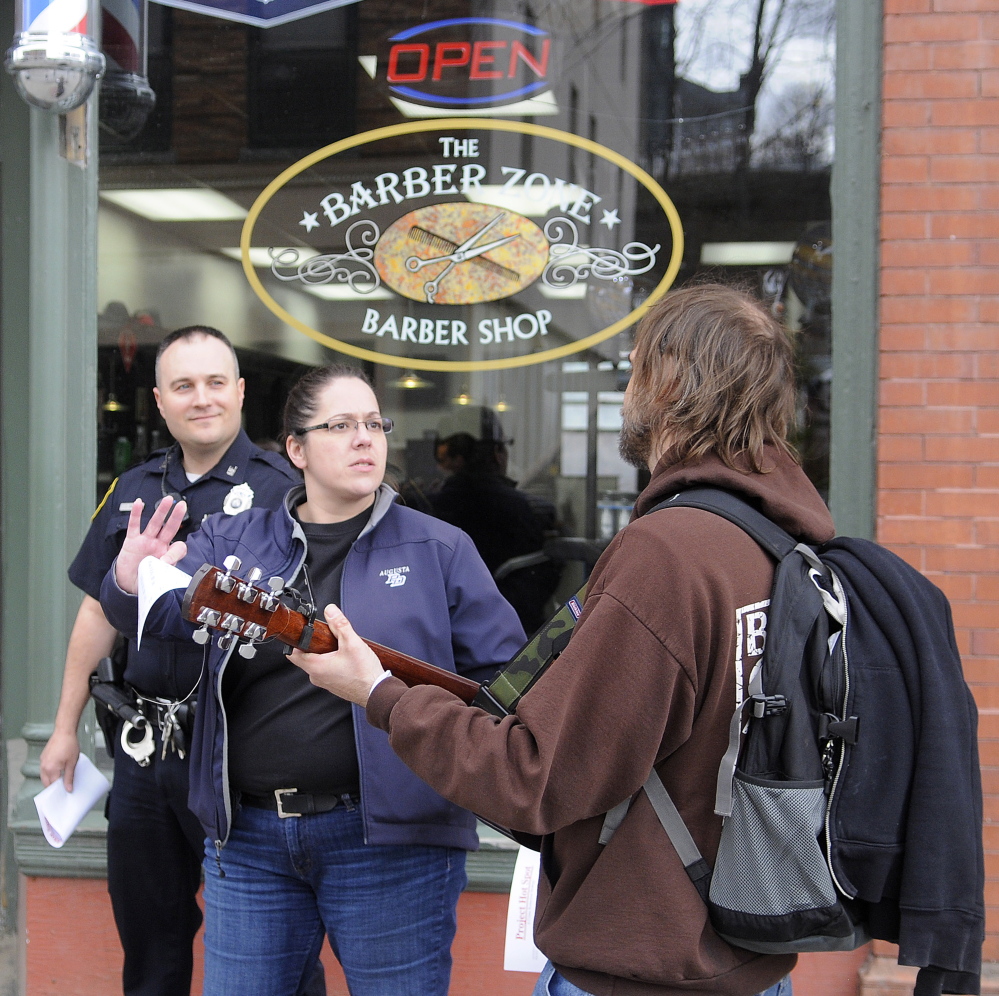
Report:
619,409,654,468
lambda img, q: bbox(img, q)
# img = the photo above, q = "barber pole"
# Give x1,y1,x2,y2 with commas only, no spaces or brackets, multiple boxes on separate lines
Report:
4,0,105,112
100,0,155,140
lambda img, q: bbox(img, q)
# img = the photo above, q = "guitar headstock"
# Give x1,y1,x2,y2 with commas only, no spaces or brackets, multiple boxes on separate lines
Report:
182,557,299,658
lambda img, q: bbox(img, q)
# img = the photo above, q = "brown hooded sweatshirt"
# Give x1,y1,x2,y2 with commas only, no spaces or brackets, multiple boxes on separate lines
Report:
367,449,835,996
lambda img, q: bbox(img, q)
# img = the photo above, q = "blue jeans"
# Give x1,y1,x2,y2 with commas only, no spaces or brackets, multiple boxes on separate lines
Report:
202,803,466,996
531,960,793,996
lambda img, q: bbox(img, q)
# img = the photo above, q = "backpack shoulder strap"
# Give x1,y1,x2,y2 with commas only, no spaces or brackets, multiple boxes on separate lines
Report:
648,487,798,562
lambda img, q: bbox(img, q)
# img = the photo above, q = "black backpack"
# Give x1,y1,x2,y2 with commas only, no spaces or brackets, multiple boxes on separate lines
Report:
598,488,984,996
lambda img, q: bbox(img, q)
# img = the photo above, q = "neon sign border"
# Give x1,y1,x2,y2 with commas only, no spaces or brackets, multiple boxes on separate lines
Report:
240,117,684,373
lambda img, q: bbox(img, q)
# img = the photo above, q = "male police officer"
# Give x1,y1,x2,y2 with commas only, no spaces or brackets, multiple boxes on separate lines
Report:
40,326,299,996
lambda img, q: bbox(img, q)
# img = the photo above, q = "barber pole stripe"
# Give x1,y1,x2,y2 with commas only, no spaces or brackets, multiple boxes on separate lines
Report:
101,0,141,73
24,0,90,34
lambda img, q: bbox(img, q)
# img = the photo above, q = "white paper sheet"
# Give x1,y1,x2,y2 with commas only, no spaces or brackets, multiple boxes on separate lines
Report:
33,754,111,848
504,845,547,973
137,557,192,649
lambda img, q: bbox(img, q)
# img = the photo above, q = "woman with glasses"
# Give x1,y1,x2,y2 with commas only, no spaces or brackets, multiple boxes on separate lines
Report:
101,363,526,996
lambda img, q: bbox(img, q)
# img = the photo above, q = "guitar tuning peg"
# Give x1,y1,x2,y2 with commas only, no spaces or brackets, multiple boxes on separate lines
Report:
268,577,285,593
217,633,235,652
193,626,210,645
238,642,257,659
223,555,242,573
247,567,263,583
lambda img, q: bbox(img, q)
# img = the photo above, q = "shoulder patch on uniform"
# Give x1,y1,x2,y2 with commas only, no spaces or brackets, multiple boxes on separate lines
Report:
92,477,119,521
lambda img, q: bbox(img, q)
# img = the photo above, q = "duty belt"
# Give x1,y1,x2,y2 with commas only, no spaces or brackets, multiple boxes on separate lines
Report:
132,690,197,762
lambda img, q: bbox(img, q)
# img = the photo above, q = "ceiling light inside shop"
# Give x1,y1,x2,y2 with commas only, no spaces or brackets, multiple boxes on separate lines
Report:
221,247,320,268
538,284,586,300
301,284,394,301
391,370,433,389
100,188,248,221
700,242,796,266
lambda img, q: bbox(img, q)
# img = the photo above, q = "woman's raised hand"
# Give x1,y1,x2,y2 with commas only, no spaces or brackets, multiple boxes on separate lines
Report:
113,496,189,595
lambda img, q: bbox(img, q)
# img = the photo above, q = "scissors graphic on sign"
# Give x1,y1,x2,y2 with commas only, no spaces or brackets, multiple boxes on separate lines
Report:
405,212,520,304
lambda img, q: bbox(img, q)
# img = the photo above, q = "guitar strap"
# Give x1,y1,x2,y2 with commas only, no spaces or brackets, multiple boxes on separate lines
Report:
472,585,587,717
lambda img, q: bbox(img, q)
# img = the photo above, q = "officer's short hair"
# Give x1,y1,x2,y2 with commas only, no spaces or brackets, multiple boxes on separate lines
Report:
155,326,240,387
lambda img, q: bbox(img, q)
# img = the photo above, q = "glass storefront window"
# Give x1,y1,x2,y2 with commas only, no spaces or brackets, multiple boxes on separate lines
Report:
97,0,835,572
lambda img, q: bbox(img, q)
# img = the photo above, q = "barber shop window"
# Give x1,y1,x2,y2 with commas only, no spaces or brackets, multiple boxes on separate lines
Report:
97,0,835,601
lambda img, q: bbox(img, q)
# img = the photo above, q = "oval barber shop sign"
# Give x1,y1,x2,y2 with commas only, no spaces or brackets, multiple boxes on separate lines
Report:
241,118,683,372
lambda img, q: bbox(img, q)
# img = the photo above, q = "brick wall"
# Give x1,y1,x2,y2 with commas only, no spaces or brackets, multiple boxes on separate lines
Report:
879,0,999,976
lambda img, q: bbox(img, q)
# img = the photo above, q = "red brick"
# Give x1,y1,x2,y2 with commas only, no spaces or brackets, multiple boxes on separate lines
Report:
954,601,999,631
884,13,982,42
927,269,996,296
977,520,999,544
925,546,999,572
932,40,999,70
983,935,999,963
881,352,976,378
881,213,930,239
879,463,975,489
926,381,999,406
878,491,924,516
925,491,999,517
877,517,974,545
977,709,999,738
879,380,926,406
984,822,999,852
882,156,931,183
879,324,928,350
884,0,932,12
977,575,999,602
881,269,930,295
881,100,932,130
881,296,977,323
884,70,980,100
962,658,999,684
985,12,999,39
925,572,974,601
882,240,976,266
926,436,999,461
880,408,975,434
981,300,999,322
982,129,999,154
978,466,999,488
884,45,932,71
979,355,999,378
985,71,999,98
929,99,999,128
877,542,925,572
882,127,979,156
973,630,999,657
981,410,999,433
877,435,924,461
975,685,999,711
925,325,998,350
980,242,999,266
929,212,999,239
882,183,979,212
936,0,999,9
930,156,999,184
981,186,999,210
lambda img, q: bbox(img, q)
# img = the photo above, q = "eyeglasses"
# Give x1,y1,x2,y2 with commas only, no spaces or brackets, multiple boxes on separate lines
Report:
297,416,394,436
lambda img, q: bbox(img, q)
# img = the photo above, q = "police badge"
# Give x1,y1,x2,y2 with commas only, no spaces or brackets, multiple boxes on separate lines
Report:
222,482,254,516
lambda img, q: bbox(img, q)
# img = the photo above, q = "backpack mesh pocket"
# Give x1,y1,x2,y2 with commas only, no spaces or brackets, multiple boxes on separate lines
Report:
709,773,837,916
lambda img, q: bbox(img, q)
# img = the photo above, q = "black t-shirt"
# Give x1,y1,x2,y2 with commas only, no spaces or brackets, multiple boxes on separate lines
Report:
223,505,371,796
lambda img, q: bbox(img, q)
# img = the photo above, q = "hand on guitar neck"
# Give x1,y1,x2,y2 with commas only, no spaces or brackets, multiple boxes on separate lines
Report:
292,604,387,707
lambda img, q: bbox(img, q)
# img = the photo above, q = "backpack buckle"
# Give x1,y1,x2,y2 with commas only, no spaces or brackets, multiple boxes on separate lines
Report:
750,693,787,718
819,713,860,744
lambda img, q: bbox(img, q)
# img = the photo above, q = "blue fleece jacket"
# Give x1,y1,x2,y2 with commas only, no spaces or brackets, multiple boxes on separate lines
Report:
101,484,526,855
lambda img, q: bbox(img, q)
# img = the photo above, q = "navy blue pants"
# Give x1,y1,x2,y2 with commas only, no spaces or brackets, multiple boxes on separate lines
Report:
106,730,205,996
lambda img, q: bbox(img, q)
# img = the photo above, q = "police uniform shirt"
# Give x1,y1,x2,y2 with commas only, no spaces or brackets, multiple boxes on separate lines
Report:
70,429,299,700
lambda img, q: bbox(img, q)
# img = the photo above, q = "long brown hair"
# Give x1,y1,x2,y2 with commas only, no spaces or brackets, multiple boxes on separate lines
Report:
628,283,798,473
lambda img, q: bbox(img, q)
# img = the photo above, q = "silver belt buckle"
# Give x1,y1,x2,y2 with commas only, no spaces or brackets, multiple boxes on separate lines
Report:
274,787,299,818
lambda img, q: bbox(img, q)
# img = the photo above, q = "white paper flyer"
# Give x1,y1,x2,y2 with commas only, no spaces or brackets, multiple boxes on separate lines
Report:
33,754,110,848
504,845,547,973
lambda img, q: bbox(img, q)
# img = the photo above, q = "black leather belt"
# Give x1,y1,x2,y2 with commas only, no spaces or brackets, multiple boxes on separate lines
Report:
241,788,359,819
